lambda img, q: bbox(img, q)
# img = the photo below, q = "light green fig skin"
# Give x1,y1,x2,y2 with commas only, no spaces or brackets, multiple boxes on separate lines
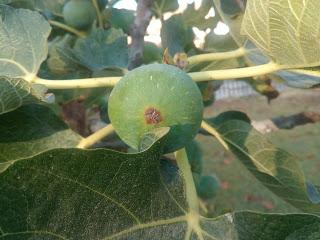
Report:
63,0,96,30
108,64,203,153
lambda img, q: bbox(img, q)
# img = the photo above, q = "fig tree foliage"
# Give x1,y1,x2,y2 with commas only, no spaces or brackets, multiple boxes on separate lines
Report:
0,1,320,239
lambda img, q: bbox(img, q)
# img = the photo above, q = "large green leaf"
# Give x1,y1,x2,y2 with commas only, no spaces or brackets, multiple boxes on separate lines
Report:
153,0,179,17
204,31,239,52
211,118,320,214
213,0,246,45
241,0,320,67
72,28,129,71
161,14,194,56
32,0,65,15
221,212,320,240
45,34,91,80
0,5,51,114
107,8,135,34
0,77,47,115
1,142,320,238
219,0,246,16
0,5,50,78
182,0,218,30
0,104,81,173
1,0,64,14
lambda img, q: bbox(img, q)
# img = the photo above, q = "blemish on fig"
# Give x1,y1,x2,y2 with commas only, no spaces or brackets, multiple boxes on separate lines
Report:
144,107,163,124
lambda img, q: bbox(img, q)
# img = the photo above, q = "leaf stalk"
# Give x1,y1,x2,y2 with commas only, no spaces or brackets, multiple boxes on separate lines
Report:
33,62,283,89
91,0,104,28
188,47,246,65
77,124,115,149
48,20,87,38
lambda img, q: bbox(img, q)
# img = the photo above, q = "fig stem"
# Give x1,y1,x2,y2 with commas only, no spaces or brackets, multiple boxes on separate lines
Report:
34,76,120,89
77,124,115,149
91,0,104,28
174,148,204,239
189,61,284,82
32,62,283,89
48,20,87,38
188,47,246,65
201,121,229,150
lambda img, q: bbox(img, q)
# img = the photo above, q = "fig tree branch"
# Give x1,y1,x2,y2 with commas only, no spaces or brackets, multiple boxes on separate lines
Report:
128,0,155,70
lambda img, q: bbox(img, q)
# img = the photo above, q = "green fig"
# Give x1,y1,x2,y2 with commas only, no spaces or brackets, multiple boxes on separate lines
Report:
108,64,203,153
63,0,96,30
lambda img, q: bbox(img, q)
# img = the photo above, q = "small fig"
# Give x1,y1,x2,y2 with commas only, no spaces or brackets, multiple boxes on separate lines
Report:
63,0,96,30
197,175,220,200
185,140,203,174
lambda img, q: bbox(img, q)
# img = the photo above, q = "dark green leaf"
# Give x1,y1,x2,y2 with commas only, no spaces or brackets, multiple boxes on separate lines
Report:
72,28,129,71
46,34,87,78
205,111,251,126
204,31,239,52
0,0,11,4
1,125,320,239
107,8,135,34
182,0,218,30
161,14,194,56
0,0,64,14
0,130,190,239
33,0,65,15
153,0,179,16
143,41,162,64
212,119,320,214
220,0,246,16
213,0,246,44
211,211,320,240
0,104,81,173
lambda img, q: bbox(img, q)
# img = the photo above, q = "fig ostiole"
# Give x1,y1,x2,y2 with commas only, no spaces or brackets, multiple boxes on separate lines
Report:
108,64,204,153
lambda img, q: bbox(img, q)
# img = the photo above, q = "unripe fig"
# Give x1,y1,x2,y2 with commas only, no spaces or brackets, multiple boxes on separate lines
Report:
143,42,162,64
197,175,220,200
185,140,203,174
108,64,203,153
63,0,96,30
